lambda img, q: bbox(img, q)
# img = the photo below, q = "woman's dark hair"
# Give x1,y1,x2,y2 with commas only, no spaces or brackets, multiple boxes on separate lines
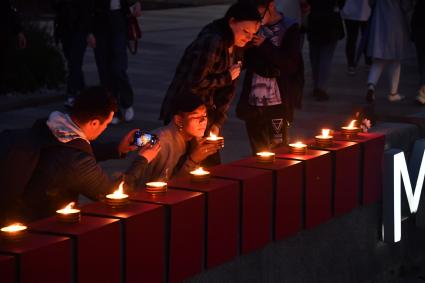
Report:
71,86,118,123
224,1,262,22
172,94,206,116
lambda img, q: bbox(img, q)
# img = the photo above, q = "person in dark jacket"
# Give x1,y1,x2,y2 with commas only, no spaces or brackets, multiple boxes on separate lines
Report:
159,2,261,136
87,0,141,124
236,0,304,154
306,0,345,101
412,0,425,104
6,86,159,223
52,0,89,107
0,0,26,94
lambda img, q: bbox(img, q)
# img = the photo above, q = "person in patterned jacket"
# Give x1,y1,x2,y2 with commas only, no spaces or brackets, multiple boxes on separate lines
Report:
159,2,261,142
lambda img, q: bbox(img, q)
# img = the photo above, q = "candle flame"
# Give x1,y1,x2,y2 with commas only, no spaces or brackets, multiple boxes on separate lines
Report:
113,181,125,196
346,120,357,129
146,181,167,187
60,202,77,214
292,141,306,148
209,132,217,138
321,129,330,137
1,223,27,233
190,167,210,175
257,151,275,157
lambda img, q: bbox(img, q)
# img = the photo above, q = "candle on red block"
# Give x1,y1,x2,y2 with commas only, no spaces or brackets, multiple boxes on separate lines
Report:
56,202,81,223
341,120,360,138
146,181,168,194
256,151,275,163
289,141,307,154
205,132,224,147
106,181,129,207
190,167,211,182
315,129,334,147
0,223,27,241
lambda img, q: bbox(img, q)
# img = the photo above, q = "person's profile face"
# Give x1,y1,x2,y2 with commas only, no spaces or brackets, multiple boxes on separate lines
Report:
229,19,260,47
89,111,114,140
182,105,208,138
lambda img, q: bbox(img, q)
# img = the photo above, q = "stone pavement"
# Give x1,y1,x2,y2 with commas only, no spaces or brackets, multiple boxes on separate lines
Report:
0,4,423,172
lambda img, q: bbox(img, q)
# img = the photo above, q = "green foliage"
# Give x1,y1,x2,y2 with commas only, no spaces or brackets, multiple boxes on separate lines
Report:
3,22,66,94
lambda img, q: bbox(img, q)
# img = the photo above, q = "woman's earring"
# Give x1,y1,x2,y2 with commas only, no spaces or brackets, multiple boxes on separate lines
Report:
178,124,183,132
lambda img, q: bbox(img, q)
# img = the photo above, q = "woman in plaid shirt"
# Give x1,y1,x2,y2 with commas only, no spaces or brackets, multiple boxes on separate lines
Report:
160,2,261,140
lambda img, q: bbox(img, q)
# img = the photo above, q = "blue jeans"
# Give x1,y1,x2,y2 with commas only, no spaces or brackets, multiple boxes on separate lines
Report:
60,31,87,97
309,41,338,91
94,10,134,109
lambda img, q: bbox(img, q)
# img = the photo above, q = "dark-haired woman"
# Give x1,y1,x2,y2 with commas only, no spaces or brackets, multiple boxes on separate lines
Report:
159,2,261,141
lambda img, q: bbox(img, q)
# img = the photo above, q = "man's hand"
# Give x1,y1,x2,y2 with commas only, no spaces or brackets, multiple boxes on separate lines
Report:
138,142,160,163
190,138,222,163
17,32,26,49
132,2,142,17
229,63,241,80
87,33,96,48
118,129,139,155
252,34,265,47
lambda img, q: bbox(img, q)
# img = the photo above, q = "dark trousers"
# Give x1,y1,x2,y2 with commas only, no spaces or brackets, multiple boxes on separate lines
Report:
309,41,337,91
244,106,288,155
94,10,134,109
415,37,425,86
344,19,371,67
60,31,86,97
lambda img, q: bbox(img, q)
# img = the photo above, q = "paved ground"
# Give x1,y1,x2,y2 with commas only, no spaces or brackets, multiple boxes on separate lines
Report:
1,5,425,281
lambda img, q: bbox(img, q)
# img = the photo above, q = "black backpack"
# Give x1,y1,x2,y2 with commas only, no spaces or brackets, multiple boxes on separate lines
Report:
0,127,44,224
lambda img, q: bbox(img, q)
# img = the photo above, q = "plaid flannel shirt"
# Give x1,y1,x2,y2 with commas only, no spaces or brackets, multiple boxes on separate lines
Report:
160,18,241,127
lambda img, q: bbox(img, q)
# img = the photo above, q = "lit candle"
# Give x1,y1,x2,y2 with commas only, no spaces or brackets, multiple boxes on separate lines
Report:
256,151,275,163
106,181,129,207
56,202,81,223
289,141,307,154
190,167,211,182
1,223,27,241
341,120,360,138
315,129,334,147
146,181,168,194
205,132,224,146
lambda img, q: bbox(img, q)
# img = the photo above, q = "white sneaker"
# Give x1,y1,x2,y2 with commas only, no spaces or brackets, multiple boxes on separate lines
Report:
124,107,134,122
111,117,120,125
388,94,405,102
64,97,75,108
417,89,425,105
347,66,356,76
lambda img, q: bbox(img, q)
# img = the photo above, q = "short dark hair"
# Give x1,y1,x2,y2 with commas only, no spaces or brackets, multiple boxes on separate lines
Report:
248,0,273,8
172,94,206,116
224,1,262,22
71,86,118,124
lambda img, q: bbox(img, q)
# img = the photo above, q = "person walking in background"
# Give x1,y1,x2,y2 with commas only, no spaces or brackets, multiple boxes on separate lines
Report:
411,0,425,104
236,0,304,154
306,0,345,101
87,0,141,124
52,0,88,107
341,0,372,76
365,0,413,103
159,2,261,165
0,0,26,95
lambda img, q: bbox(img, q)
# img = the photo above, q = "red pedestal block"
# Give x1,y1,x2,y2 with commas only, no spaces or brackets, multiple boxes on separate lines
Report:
82,202,165,283
333,132,385,205
209,165,273,254
168,177,239,268
275,147,332,229
31,216,120,283
230,158,303,240
0,255,16,283
308,140,361,216
130,189,204,283
0,233,71,283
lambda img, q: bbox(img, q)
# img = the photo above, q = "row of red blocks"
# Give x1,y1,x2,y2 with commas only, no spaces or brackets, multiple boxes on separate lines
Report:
0,132,384,283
